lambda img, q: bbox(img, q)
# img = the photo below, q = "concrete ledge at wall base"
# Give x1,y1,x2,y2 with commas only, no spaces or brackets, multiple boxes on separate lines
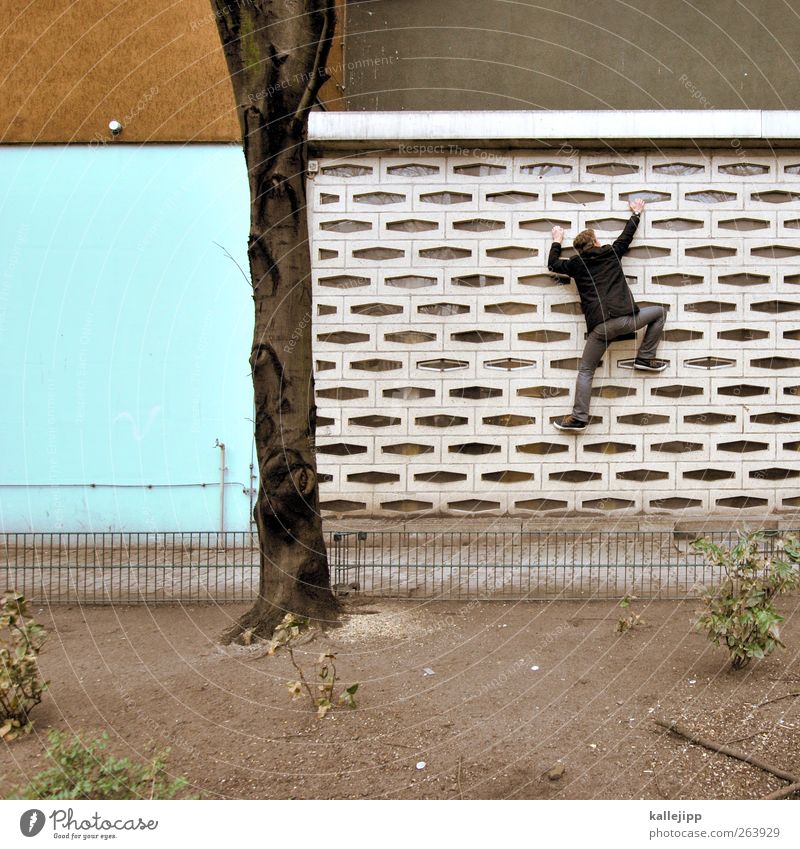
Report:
324,517,793,534
309,110,800,150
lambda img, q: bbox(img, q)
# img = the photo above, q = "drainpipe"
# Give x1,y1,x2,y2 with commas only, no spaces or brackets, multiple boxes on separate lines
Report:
248,461,257,533
215,439,226,547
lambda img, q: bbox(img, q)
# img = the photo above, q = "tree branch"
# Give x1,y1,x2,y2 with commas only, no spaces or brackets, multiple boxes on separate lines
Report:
213,241,253,288
291,0,335,132
755,691,800,709
654,718,799,784
765,781,800,800
287,645,315,704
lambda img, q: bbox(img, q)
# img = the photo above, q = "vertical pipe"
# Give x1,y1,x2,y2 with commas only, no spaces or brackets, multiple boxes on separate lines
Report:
248,462,256,532
220,442,226,545
215,439,226,548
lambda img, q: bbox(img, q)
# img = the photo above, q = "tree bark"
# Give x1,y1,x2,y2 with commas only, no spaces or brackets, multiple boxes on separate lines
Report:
211,0,339,642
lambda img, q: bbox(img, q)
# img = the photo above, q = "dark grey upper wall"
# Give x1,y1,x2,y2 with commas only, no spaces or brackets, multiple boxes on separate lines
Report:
344,0,800,111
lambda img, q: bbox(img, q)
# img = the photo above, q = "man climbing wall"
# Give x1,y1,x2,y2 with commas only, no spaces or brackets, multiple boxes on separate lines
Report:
547,199,668,432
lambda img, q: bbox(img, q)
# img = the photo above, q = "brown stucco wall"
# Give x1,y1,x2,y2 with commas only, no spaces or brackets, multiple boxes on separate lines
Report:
0,0,345,144
344,0,800,112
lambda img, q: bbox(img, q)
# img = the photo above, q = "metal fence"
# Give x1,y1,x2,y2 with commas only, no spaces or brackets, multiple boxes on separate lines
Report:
0,533,259,605
1,529,793,605
329,528,791,600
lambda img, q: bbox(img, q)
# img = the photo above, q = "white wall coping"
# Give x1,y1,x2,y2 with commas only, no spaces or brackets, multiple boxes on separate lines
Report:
309,110,800,148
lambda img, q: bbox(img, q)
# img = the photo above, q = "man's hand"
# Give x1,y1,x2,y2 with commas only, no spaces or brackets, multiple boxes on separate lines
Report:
551,225,565,243
628,198,646,215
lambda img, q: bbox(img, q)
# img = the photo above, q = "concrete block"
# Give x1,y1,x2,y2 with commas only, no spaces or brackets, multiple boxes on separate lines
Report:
476,354,542,380
512,151,577,183
511,491,577,514
644,489,709,514
375,435,442,463
744,183,800,211
348,183,414,211
377,212,445,241
315,414,341,437
680,236,746,266
612,408,676,433
745,409,800,433
712,266,775,292
345,295,410,321
541,462,609,490
315,378,375,407
578,433,644,462
578,490,642,514
376,378,442,406
644,434,708,460
645,152,711,183
314,239,346,267
473,462,540,489
313,295,345,322
337,464,408,491
315,326,377,352
378,155,448,183
479,184,545,210
409,408,475,435
646,211,711,239
773,376,800,402
320,492,375,517
742,460,800,490
315,156,381,184
409,463,475,490
712,491,777,513
610,461,676,490
379,326,443,352
679,184,743,210
711,209,775,238
546,182,612,211
710,152,777,181
675,461,741,488
312,213,380,243
446,153,515,183
706,319,776,349
412,294,478,322
446,211,513,240
675,404,744,432
578,153,644,183
448,436,511,462
412,184,483,212
311,183,346,212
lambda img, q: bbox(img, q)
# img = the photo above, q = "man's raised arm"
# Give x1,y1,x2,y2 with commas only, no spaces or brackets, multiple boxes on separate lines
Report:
612,198,646,257
548,225,572,276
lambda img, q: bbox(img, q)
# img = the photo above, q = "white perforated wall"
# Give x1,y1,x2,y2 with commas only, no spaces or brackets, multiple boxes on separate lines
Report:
308,149,800,519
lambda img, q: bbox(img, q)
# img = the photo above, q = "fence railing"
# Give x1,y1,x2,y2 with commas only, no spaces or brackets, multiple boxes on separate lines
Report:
0,529,792,605
329,528,788,600
0,532,259,605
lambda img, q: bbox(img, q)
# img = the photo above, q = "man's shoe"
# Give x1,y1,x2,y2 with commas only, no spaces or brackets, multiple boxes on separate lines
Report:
553,415,588,432
633,357,668,372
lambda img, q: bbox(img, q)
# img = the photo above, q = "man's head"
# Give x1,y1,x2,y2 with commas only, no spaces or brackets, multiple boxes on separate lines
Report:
573,228,600,253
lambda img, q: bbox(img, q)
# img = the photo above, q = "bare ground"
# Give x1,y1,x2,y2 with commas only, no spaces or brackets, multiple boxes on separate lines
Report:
2,596,799,800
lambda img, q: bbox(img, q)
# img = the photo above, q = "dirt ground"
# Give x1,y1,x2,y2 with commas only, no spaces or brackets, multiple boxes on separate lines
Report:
2,596,800,800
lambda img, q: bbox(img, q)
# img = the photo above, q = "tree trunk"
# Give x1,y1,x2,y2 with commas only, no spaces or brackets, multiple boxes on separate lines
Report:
211,0,339,642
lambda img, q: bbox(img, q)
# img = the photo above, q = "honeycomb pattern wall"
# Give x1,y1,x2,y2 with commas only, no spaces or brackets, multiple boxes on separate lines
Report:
308,150,800,519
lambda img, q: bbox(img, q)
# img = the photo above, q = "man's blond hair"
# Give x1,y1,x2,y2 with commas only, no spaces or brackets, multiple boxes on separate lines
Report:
573,228,597,253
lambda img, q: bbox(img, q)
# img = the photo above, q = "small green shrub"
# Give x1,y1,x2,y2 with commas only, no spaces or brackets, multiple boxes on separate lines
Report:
268,613,359,719
11,729,189,800
0,591,48,741
693,532,800,670
615,593,645,634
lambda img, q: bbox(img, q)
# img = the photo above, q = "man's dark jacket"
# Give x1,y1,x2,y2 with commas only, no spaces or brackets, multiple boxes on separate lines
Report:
547,213,641,333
